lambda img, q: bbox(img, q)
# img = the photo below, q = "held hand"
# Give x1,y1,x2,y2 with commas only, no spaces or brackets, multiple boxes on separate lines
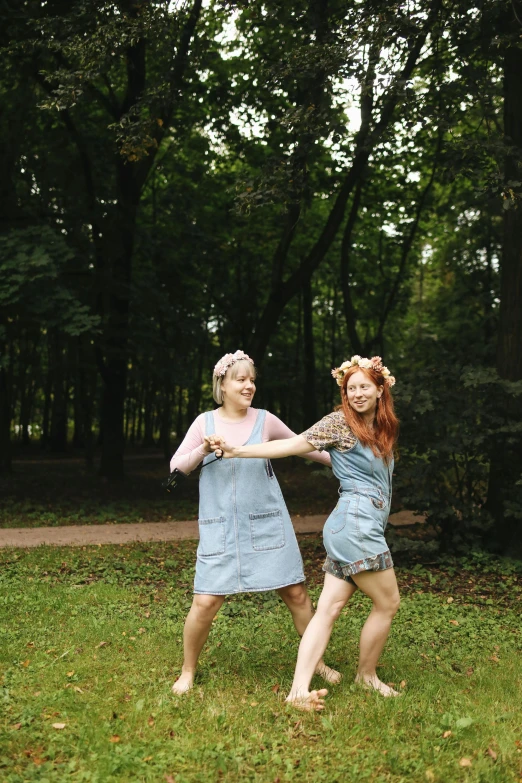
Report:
209,435,235,459
202,436,214,455
203,435,226,459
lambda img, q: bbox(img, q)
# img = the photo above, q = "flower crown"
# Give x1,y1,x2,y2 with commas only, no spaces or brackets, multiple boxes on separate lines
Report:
331,355,396,387
213,350,254,378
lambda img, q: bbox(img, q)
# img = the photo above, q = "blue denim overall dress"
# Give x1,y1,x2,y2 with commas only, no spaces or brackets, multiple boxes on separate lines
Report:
322,441,394,581
194,410,305,595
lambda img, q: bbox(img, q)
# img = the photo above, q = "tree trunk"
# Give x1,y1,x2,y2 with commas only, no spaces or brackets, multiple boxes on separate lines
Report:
487,3,522,555
160,384,172,461
50,334,68,452
142,380,156,447
97,194,136,478
302,276,317,427
40,346,52,449
0,334,13,473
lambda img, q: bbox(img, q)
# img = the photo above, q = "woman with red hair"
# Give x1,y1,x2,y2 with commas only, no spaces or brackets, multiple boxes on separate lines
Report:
210,356,401,710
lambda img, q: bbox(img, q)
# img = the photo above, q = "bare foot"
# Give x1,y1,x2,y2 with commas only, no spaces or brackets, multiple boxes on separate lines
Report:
171,671,194,695
285,688,328,711
315,662,342,685
355,673,401,697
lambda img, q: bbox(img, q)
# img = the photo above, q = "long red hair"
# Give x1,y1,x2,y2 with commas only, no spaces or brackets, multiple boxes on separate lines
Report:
338,365,399,461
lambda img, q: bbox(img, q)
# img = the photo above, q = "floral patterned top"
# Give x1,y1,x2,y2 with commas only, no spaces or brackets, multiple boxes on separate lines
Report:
302,410,357,453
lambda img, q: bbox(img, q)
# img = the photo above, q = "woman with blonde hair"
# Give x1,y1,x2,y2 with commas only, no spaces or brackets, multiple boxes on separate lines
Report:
170,350,340,694
210,355,401,709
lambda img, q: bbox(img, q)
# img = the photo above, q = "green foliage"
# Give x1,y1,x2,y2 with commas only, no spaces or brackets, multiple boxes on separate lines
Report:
394,364,522,552
0,227,99,348
0,0,520,546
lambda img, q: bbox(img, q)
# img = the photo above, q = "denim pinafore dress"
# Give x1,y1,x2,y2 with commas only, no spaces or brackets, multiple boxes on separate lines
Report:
194,410,305,595
322,441,394,581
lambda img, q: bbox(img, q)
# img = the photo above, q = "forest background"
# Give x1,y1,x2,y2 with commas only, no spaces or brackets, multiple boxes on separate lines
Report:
1,0,521,556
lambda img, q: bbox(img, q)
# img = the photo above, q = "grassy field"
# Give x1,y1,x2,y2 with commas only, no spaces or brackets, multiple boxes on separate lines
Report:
0,538,521,782
0,455,337,528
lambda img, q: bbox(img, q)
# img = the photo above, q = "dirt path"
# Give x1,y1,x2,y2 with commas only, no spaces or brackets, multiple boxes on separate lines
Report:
0,510,422,548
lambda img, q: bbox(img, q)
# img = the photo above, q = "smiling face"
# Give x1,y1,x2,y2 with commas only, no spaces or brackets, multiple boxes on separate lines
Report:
345,369,382,420
220,360,256,411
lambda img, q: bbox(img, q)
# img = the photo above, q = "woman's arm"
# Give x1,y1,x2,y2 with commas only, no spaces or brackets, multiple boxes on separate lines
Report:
210,434,315,460
264,412,331,466
170,416,211,474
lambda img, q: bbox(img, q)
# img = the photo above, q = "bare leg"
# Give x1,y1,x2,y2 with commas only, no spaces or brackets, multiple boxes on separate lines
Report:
351,568,401,697
172,593,225,695
277,582,342,685
285,574,358,710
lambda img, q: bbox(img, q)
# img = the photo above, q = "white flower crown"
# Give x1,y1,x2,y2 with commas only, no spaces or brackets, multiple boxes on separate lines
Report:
331,355,396,387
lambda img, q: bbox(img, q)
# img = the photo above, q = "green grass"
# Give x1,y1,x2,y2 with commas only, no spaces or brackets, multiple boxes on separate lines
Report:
0,539,521,782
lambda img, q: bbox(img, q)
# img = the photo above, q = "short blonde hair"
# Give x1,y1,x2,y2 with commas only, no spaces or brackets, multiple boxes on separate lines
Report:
213,359,256,405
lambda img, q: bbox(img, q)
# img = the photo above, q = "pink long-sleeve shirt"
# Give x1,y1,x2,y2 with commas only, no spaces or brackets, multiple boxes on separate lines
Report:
170,408,331,474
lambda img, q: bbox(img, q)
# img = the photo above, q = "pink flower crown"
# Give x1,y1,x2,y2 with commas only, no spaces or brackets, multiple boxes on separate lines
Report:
213,350,254,378
331,355,396,387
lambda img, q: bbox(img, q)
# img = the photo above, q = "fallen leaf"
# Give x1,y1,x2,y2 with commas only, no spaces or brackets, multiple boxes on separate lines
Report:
143,756,153,762
138,628,146,634
443,730,452,739
52,723,66,730
27,642,35,648
466,667,474,676
459,758,472,767
148,715,155,727
130,637,136,641
489,655,500,663
271,684,280,693
447,597,454,604
449,620,459,626
486,747,498,761
164,775,176,783
97,641,107,648
66,671,74,677
144,611,150,618
109,735,120,743
425,771,435,782
73,686,84,693
22,660,30,667
12,723,22,730
515,740,522,748
240,645,250,651
33,691,41,697
400,680,407,689
250,702,259,707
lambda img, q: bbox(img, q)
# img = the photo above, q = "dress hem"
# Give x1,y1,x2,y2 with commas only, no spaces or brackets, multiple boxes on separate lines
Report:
323,551,393,583
194,576,306,595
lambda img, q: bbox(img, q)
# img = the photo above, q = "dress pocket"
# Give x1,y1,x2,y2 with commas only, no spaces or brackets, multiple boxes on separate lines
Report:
249,510,285,551
198,516,226,557
327,500,350,534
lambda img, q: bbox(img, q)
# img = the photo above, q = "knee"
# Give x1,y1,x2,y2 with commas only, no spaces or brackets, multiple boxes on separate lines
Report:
278,583,309,609
191,594,223,619
318,598,345,623
385,591,401,618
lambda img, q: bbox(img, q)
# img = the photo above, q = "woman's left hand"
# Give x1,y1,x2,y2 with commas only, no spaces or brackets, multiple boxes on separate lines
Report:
206,435,235,459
